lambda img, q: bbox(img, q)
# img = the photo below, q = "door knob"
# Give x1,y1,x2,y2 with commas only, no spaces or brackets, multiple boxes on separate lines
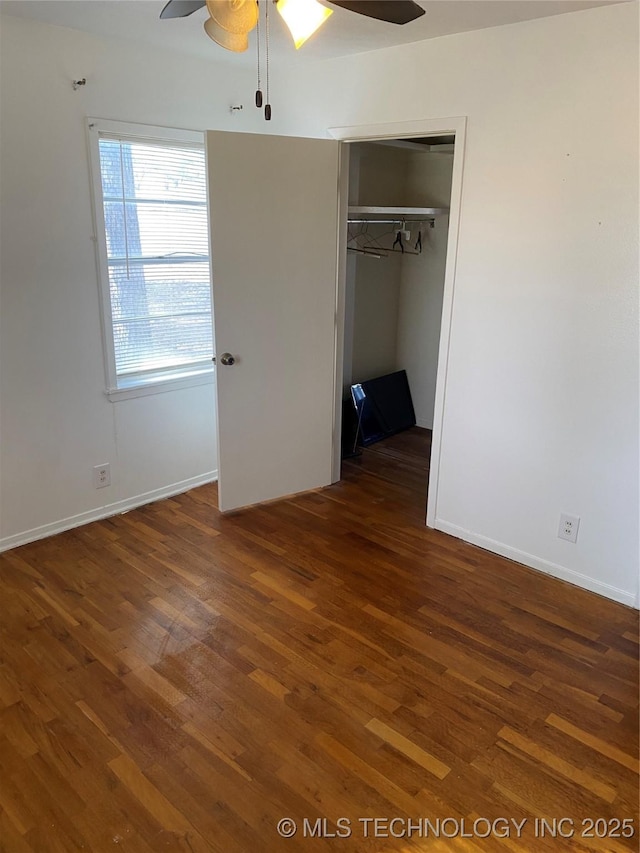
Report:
219,352,236,366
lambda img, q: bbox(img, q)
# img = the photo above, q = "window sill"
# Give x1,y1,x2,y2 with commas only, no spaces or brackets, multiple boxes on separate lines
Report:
106,368,214,402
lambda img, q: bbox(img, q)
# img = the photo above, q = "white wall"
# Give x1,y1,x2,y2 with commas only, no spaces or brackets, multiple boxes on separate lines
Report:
396,152,453,428
278,3,640,606
351,253,402,383
346,144,405,386
0,14,267,547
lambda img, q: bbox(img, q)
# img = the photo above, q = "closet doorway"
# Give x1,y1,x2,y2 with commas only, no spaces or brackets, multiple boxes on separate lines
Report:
330,118,466,529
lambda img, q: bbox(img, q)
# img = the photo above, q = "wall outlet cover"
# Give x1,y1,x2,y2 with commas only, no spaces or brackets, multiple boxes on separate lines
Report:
93,463,111,489
558,513,580,543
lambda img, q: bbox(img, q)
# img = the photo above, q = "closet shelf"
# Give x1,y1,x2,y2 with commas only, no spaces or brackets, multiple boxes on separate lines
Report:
348,205,448,221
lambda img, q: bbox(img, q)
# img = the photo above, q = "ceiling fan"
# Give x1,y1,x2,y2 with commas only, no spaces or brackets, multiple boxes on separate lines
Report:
160,0,426,51
160,0,425,120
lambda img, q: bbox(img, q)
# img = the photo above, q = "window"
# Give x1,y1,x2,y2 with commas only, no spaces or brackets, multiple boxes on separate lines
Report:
88,120,213,399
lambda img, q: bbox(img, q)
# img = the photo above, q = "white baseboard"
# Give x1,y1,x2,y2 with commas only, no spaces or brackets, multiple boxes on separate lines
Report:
435,519,638,609
415,418,433,430
0,471,218,554
4,483,635,609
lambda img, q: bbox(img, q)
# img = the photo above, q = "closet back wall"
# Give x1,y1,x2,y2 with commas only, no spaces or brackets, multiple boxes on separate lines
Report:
346,144,406,387
346,143,453,433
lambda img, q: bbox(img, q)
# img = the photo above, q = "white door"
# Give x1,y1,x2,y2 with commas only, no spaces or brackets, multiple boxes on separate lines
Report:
206,131,342,511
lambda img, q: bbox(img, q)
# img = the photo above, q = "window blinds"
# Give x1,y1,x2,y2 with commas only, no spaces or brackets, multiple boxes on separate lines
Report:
98,135,212,379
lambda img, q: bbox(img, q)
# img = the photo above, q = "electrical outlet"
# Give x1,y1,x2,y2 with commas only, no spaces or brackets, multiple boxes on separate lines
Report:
93,463,111,489
558,513,580,543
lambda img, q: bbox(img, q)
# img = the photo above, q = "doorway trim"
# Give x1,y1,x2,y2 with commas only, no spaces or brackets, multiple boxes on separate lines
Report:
328,116,467,528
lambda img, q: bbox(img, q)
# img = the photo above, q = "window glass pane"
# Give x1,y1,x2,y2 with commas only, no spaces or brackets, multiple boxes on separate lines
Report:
98,135,212,381
103,201,209,260
113,315,213,375
108,261,211,319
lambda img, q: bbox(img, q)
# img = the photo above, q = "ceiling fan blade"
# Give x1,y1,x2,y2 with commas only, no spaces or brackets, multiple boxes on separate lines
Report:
160,0,206,19
327,0,424,25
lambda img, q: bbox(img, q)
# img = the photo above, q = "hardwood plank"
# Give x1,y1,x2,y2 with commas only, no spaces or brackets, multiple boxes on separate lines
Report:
497,726,617,803
0,427,637,851
545,713,640,773
108,753,204,843
365,718,451,780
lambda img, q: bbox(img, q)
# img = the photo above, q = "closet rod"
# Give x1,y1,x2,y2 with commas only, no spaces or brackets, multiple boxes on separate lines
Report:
347,218,434,225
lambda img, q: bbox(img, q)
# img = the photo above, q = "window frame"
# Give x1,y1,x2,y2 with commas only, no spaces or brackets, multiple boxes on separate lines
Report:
87,118,214,401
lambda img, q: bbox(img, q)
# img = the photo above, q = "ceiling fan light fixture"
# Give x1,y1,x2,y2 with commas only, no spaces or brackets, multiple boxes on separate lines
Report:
206,0,258,32
275,0,333,49
204,15,250,51
203,0,258,52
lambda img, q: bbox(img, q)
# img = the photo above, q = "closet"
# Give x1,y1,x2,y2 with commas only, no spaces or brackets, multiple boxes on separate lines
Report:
341,137,455,498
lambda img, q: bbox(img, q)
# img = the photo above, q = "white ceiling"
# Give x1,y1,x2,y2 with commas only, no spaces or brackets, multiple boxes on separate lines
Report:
0,0,624,66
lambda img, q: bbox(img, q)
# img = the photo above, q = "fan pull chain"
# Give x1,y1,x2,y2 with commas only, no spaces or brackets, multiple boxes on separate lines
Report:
255,1,263,108
264,0,271,120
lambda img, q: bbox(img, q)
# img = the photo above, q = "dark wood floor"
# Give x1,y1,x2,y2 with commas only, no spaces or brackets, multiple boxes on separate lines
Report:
1,428,638,852
343,426,432,520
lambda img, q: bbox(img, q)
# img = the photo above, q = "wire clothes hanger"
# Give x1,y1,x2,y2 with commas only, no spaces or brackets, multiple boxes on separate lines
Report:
347,219,428,258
